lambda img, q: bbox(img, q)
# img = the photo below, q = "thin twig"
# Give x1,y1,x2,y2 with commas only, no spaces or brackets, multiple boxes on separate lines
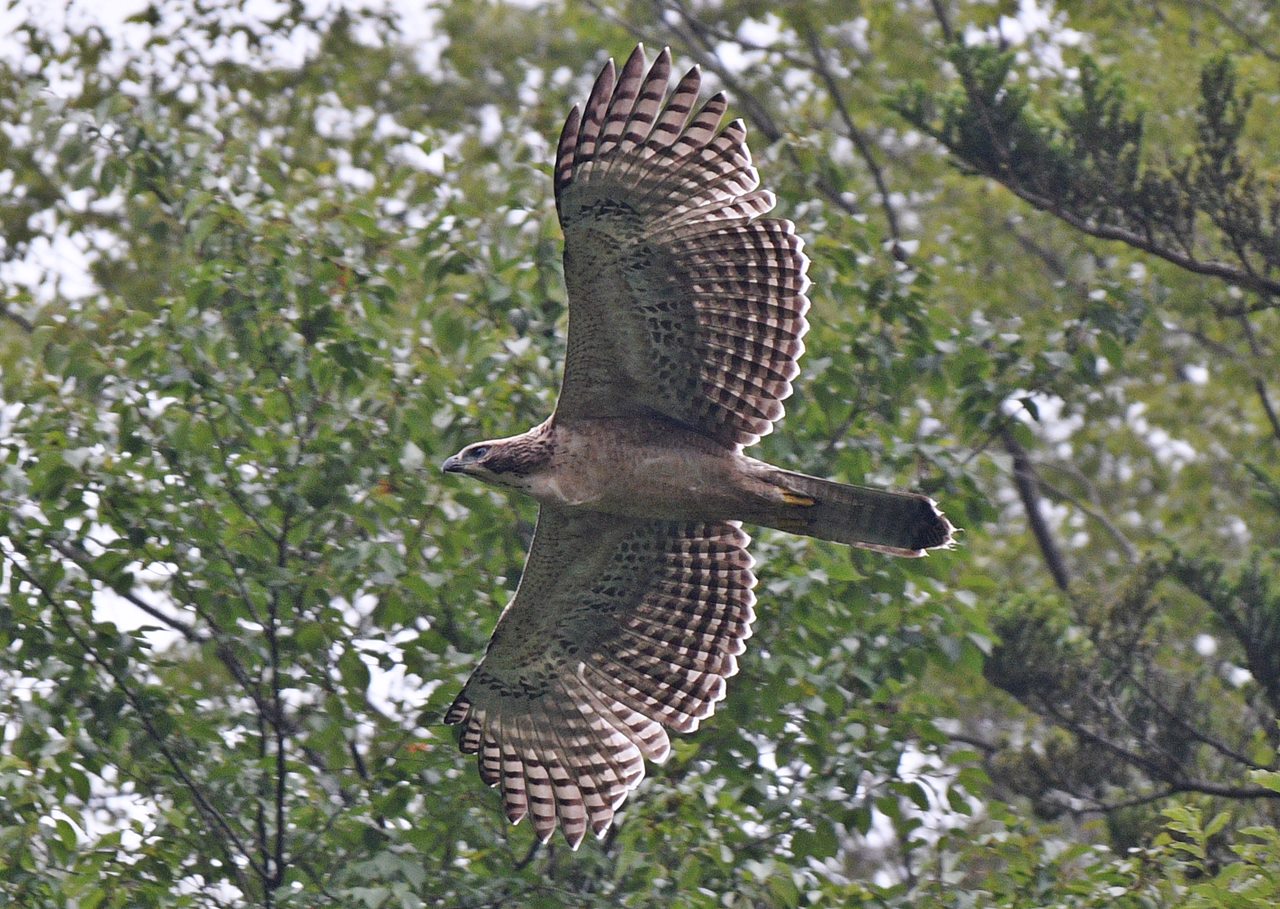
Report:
47,539,201,639
1,306,35,333
1121,668,1267,771
1034,475,1139,563
513,838,542,871
267,505,295,890
1235,314,1280,442
1197,0,1280,60
929,0,956,43
801,26,904,254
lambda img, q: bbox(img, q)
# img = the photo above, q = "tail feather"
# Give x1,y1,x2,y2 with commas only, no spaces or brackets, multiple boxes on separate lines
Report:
759,469,956,557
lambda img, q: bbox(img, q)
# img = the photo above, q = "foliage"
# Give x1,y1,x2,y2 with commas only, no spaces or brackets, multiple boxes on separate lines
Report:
1,0,1279,905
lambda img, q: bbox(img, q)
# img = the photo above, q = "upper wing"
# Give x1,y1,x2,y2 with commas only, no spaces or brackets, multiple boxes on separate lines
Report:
552,45,811,450
444,506,757,848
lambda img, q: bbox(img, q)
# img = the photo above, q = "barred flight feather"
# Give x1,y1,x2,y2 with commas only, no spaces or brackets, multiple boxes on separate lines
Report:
595,48,646,159
554,44,811,448
444,509,756,848
612,55,668,158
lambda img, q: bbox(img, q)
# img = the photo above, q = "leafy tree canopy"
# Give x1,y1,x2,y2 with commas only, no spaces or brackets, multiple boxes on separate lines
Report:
1,0,1278,905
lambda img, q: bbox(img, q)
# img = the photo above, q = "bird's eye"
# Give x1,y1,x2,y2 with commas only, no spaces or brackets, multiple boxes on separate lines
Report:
468,446,490,461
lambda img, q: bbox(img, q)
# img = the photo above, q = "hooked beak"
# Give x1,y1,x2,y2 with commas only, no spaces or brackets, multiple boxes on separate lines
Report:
441,454,464,474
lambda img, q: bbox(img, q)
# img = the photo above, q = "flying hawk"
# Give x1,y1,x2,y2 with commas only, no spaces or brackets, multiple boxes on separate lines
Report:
442,45,954,849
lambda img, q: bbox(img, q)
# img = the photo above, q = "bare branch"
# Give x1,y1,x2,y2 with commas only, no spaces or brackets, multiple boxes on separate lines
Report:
1002,219,1093,298
266,504,295,890
1035,474,1139,563
1002,429,1071,591
1121,668,1268,771
801,26,905,254
928,0,957,43
2,305,35,333
1235,314,1280,442
1185,0,1280,64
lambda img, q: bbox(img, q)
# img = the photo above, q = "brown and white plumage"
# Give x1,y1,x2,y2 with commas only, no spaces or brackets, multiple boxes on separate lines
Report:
553,46,810,449
445,510,754,845
442,46,955,849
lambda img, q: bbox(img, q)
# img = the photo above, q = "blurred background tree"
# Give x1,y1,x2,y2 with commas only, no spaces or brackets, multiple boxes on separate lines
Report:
1,0,1277,905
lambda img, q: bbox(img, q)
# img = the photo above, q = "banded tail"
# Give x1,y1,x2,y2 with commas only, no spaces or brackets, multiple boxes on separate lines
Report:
760,469,956,557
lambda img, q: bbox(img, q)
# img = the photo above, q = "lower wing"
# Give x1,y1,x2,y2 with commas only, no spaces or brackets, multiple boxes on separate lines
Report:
444,506,757,848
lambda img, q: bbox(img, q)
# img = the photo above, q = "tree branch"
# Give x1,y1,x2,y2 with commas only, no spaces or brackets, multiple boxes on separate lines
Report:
1186,0,1280,62
1120,667,1267,771
3,550,264,891
1,305,35,333
48,538,201,640
1235,314,1280,442
648,0,868,222
267,504,295,891
1002,429,1071,591
983,181,1280,300
801,26,904,255
1034,473,1139,563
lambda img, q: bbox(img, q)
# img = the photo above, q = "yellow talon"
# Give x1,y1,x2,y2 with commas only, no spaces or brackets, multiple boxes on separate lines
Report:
781,490,816,507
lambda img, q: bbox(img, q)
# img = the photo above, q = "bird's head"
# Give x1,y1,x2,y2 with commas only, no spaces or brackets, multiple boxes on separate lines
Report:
441,440,500,481
441,430,551,493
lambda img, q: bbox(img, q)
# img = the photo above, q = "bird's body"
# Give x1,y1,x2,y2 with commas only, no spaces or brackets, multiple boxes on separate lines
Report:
460,416,768,515
457,415,950,551
441,45,955,849
553,423,768,518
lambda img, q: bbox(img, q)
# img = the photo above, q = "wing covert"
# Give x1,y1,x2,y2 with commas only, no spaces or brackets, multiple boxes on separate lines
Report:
553,45,811,449
444,506,757,848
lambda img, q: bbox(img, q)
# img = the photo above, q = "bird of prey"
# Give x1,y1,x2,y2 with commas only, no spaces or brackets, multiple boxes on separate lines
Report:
442,44,954,849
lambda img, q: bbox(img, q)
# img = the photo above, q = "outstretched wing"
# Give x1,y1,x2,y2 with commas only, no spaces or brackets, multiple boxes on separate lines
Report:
444,506,757,848
553,45,811,450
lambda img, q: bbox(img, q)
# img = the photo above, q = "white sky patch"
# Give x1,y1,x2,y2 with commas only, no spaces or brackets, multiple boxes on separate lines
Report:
832,17,870,56
517,64,545,106
828,135,856,166
1126,402,1197,470
715,39,768,75
367,663,437,719
738,14,783,48
0,401,22,441
92,588,187,652
1183,363,1209,385
407,132,463,178
803,743,980,887
0,0,450,86
337,163,377,191
1226,665,1253,688
781,66,814,94
476,104,503,146
400,440,426,470
315,100,363,141
918,416,944,437
1222,515,1250,545
0,229,100,304
963,0,1086,77
1004,391,1084,448
2,0,149,51
261,19,323,69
